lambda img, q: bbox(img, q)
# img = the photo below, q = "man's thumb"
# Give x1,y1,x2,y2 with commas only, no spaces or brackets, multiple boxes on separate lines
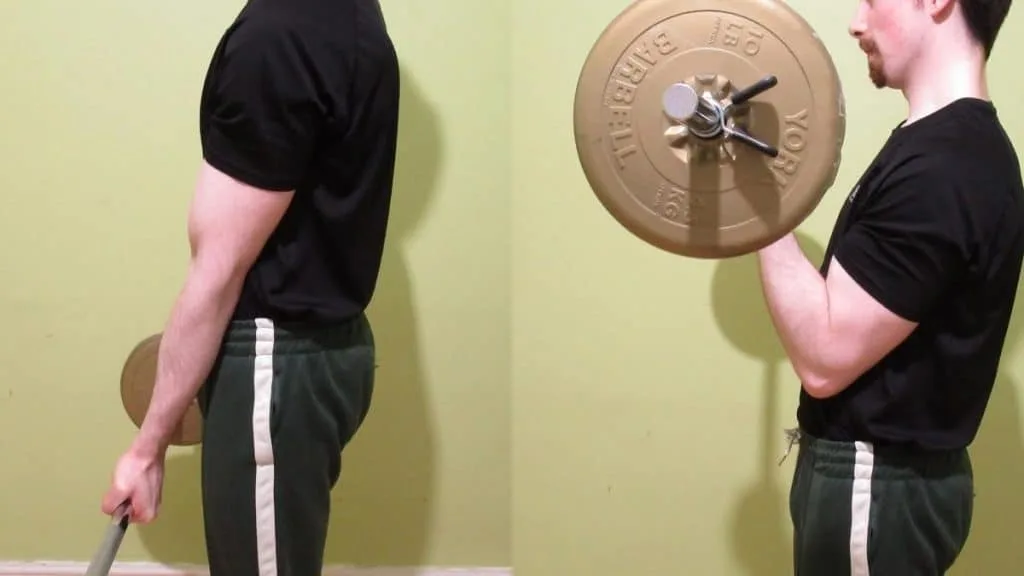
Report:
101,488,130,517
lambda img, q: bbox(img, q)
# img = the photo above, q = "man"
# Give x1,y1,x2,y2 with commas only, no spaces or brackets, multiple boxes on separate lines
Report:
100,0,400,575
756,0,1021,574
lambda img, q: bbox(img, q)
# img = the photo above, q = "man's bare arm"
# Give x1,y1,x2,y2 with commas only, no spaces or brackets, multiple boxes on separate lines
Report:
756,233,918,398
130,160,294,458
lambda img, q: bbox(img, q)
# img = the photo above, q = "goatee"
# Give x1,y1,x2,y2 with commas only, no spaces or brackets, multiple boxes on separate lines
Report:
860,40,886,88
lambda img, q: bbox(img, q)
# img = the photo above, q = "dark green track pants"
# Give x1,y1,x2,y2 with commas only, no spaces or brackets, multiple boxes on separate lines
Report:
789,431,975,575
196,314,375,576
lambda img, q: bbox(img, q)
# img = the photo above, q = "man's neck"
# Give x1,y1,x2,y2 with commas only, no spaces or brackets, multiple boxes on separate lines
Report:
901,40,989,125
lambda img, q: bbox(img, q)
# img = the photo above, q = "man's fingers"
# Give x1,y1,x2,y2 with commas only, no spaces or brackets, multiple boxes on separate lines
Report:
101,489,129,516
134,507,157,524
128,490,157,524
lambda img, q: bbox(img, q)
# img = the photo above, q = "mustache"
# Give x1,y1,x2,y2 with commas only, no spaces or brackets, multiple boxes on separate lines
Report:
859,38,877,53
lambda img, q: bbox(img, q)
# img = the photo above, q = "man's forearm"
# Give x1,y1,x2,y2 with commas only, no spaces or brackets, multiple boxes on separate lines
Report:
132,263,243,457
756,233,832,384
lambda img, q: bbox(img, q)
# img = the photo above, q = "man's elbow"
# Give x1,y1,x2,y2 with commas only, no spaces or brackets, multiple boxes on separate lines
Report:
796,363,853,400
801,378,841,399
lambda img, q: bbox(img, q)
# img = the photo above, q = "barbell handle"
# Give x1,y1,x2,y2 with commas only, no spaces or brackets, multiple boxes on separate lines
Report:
84,503,131,576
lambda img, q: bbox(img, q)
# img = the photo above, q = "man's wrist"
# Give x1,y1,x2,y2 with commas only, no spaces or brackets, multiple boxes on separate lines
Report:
758,232,799,258
130,426,170,461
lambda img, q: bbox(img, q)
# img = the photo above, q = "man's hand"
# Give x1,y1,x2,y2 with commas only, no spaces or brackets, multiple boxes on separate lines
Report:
100,444,166,524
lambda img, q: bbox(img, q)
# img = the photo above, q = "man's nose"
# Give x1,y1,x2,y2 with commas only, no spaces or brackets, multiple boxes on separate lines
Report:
848,4,866,38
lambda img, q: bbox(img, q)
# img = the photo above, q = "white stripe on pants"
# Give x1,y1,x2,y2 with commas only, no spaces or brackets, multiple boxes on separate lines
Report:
253,317,278,576
850,440,875,576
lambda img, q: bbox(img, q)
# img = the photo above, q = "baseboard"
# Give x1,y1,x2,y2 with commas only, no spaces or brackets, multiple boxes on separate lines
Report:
0,562,511,576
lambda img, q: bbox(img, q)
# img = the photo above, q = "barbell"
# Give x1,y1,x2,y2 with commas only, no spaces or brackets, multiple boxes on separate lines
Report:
573,0,846,258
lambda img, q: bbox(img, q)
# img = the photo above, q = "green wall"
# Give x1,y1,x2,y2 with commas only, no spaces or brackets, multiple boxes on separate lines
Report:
3,0,1024,574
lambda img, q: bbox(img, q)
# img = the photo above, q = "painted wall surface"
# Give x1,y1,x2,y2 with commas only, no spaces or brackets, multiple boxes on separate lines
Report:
511,0,1024,574
0,0,510,569
4,0,1024,574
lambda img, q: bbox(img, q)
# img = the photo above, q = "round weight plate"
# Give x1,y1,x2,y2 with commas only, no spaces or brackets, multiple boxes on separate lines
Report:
574,0,845,258
119,333,203,446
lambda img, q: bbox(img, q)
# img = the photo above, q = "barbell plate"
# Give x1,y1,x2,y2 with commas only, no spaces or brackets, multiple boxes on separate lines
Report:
119,333,203,446
574,0,846,258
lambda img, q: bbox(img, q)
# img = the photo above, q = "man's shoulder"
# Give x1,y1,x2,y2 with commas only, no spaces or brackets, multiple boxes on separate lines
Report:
218,3,358,64
201,8,361,113
874,124,1019,204
863,113,1024,256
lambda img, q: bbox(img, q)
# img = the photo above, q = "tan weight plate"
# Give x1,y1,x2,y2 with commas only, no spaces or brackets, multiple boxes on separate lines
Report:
120,333,203,446
574,0,846,258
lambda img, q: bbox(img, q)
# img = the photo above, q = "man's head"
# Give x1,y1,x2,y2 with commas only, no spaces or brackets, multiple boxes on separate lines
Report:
848,0,1013,89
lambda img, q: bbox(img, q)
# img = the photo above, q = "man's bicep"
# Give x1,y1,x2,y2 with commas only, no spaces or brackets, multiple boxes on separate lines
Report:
815,166,970,385
824,255,918,371
832,169,970,323
187,161,295,280
831,207,966,323
200,22,332,192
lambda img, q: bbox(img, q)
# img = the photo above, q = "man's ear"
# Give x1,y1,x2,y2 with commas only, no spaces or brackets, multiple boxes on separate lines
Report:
923,0,957,20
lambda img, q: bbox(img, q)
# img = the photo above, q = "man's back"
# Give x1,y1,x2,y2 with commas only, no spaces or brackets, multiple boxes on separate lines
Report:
798,97,1024,450
199,0,401,325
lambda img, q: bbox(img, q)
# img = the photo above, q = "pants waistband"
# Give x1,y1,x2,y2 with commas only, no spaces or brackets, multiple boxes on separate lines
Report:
796,429,971,480
219,313,373,357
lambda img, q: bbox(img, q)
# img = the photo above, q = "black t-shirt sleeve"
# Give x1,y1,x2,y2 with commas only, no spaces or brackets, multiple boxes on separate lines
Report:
832,157,971,322
201,23,334,191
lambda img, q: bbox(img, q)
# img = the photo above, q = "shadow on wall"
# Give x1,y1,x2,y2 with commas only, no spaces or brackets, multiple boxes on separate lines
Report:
323,67,442,567
952,278,1024,574
134,68,443,567
710,231,826,576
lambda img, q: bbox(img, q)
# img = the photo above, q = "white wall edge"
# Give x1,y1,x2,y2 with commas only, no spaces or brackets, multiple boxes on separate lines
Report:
0,562,512,576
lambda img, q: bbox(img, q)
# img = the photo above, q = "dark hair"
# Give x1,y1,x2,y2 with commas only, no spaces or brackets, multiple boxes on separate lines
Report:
959,0,1013,58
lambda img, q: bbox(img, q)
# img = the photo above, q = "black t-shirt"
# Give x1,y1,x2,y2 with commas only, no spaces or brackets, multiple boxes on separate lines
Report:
798,98,1024,450
198,0,400,324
